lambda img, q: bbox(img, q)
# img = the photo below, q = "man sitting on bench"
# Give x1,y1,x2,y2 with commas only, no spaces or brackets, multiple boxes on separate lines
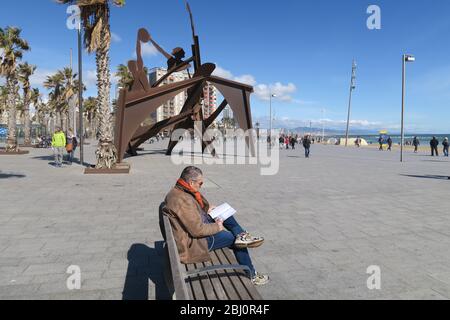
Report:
164,166,269,286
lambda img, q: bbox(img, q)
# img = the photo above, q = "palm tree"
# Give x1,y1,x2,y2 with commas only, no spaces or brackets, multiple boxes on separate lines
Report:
0,85,6,120
0,27,30,152
30,88,44,134
58,67,78,132
18,62,36,146
115,64,133,91
57,0,125,169
44,72,65,131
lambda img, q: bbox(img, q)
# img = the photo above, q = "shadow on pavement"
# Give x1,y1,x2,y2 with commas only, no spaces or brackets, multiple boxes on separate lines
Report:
400,174,450,180
32,155,55,161
0,172,26,179
122,242,171,300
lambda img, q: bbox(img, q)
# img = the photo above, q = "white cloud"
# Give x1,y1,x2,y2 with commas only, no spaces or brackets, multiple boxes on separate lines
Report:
234,74,257,86
111,32,122,43
30,69,57,87
142,42,159,56
85,70,97,89
254,82,297,102
213,66,233,79
213,65,296,102
131,42,159,59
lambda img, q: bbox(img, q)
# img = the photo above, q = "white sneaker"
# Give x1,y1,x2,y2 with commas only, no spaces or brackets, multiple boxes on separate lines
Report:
234,232,264,249
251,273,270,286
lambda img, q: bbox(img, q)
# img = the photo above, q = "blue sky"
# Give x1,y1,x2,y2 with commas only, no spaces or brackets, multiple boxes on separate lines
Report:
1,0,450,133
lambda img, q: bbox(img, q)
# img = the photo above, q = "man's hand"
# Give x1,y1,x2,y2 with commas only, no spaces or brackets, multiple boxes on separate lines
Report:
216,219,224,232
208,206,216,215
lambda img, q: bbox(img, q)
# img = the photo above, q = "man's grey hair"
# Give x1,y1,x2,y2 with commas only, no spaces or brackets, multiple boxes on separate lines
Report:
180,166,203,182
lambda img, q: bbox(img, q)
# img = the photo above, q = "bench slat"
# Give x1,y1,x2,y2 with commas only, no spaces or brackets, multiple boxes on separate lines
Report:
185,264,206,300
215,248,252,300
186,262,218,300
200,262,225,300
209,250,241,300
161,210,263,301
222,248,263,300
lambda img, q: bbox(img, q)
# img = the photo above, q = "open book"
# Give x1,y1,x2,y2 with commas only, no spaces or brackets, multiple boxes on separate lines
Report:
209,203,236,221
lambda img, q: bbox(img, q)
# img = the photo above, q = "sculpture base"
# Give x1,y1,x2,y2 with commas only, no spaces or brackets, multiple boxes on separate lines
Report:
84,162,130,175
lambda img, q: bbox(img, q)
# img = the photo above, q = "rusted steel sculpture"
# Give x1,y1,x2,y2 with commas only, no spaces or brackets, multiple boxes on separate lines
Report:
114,1,255,164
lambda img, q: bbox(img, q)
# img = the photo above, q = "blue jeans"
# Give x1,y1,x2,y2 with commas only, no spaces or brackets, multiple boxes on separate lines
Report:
305,147,310,158
67,148,77,163
206,216,256,277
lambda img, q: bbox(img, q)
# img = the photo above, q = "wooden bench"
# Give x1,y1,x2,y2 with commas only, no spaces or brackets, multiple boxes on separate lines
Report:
161,213,263,300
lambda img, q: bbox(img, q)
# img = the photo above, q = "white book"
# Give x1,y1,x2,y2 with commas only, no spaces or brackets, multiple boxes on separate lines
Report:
209,203,236,221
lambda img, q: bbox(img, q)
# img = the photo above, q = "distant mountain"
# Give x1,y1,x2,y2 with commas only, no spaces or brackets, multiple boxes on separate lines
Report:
289,127,379,135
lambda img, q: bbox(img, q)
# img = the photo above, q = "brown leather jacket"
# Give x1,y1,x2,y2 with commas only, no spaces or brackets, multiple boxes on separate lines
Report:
163,187,221,264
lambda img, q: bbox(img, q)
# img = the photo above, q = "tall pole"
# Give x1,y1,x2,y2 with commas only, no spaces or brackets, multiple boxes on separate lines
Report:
345,60,357,147
70,48,77,137
269,92,272,140
322,109,325,142
401,55,406,163
78,22,84,166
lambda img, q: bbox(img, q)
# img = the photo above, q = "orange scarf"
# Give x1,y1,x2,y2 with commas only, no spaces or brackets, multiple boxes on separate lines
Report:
176,178,205,209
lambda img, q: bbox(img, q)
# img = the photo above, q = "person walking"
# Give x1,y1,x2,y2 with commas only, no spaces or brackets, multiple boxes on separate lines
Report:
443,137,449,157
387,137,393,151
66,129,78,165
285,136,290,150
413,136,420,153
430,136,439,157
51,127,66,167
303,135,312,158
290,136,296,150
378,136,384,151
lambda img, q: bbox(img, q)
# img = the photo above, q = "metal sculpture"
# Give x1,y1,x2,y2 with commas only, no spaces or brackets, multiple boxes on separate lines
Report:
114,1,255,164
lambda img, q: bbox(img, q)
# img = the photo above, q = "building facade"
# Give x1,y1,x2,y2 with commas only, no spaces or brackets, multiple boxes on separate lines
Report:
202,82,217,121
148,68,190,124
148,68,219,125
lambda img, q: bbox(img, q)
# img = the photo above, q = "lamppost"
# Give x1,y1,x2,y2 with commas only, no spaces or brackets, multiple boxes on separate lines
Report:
345,60,357,146
401,54,415,162
255,122,260,140
269,92,276,142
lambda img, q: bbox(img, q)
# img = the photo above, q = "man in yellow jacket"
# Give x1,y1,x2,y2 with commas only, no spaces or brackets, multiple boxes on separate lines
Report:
52,127,66,167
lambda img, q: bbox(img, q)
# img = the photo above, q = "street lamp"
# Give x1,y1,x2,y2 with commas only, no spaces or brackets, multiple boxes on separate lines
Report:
345,59,357,147
401,54,415,163
269,92,276,141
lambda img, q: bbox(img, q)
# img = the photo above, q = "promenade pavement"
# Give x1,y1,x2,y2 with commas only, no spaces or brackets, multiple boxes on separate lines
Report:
0,140,449,300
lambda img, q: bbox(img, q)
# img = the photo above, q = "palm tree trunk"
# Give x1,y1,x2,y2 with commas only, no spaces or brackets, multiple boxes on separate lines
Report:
61,110,68,133
55,111,61,131
23,108,31,145
23,91,31,146
95,16,117,169
5,77,18,152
